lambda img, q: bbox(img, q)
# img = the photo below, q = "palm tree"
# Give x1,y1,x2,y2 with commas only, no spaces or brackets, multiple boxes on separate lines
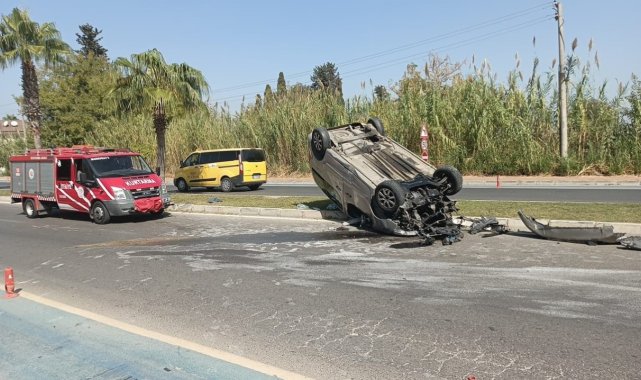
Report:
112,49,209,179
0,8,70,148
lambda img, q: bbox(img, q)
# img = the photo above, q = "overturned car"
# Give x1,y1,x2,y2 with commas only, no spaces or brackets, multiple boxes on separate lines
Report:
308,118,463,244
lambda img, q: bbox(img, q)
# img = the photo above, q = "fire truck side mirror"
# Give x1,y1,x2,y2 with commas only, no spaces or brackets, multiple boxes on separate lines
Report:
77,171,96,187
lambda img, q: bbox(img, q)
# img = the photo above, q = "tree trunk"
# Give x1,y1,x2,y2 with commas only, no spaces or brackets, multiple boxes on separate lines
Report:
153,100,167,180
21,60,43,149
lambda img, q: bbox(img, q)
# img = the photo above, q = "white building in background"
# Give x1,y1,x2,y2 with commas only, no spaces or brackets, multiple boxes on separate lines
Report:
0,119,25,139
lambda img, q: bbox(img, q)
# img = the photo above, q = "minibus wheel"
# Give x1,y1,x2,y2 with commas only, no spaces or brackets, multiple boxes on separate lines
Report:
220,177,234,192
176,178,189,192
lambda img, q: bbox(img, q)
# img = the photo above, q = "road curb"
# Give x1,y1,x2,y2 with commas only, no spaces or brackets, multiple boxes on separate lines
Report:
169,203,641,235
2,196,641,235
169,202,346,220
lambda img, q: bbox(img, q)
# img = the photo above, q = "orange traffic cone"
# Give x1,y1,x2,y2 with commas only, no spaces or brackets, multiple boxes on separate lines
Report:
4,267,19,298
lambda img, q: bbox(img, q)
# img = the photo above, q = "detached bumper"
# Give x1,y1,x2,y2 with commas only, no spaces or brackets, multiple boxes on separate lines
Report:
104,197,170,216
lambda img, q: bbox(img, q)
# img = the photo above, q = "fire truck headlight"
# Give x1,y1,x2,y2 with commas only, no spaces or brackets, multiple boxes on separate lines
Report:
111,186,128,200
160,182,168,194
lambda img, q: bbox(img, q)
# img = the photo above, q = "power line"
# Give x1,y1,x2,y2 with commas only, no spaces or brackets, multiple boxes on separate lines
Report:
341,15,553,79
212,2,553,95
212,13,554,103
337,3,553,67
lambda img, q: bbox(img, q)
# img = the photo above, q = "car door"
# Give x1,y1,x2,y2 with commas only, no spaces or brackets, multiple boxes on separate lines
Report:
182,153,202,186
199,151,221,186
240,149,266,182
54,158,91,212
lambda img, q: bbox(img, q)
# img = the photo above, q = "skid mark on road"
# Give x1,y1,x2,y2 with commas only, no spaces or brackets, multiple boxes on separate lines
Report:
75,236,197,248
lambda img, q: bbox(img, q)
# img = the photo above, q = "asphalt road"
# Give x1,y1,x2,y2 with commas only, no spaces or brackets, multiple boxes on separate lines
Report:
2,179,640,202
1,203,640,379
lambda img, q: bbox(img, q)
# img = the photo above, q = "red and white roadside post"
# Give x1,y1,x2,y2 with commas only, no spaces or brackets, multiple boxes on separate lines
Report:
4,267,18,298
420,124,429,161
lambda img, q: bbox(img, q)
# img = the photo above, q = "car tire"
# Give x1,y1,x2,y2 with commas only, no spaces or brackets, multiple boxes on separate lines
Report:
368,117,385,136
311,127,331,160
91,201,111,224
248,184,261,191
23,198,38,218
176,178,189,192
433,165,463,195
220,177,234,192
374,180,407,217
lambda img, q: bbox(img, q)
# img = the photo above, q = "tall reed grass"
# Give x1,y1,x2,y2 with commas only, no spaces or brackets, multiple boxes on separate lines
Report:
15,55,640,177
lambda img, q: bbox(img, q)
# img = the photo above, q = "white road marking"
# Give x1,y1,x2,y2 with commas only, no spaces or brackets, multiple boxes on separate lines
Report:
19,292,312,380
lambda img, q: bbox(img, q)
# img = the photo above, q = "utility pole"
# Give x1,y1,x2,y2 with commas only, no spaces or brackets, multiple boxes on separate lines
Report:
555,1,568,158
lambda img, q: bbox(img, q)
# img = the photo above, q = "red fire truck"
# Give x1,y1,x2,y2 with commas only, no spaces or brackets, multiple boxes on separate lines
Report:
9,145,171,224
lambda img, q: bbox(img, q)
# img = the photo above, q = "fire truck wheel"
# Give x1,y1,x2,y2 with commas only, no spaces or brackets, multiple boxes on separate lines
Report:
91,201,111,224
23,199,39,219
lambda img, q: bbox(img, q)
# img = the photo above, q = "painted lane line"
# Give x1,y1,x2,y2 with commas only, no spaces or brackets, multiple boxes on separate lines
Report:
19,291,312,380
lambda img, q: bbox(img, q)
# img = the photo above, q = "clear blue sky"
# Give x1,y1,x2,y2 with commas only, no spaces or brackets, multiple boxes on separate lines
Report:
1,0,640,117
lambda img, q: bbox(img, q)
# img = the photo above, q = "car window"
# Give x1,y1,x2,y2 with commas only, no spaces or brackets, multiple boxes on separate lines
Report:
241,149,265,162
200,151,220,164
57,159,72,181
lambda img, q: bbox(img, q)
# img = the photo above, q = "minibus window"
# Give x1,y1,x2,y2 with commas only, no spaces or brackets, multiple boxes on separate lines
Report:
184,153,199,167
200,151,220,164
241,149,265,162
219,151,239,162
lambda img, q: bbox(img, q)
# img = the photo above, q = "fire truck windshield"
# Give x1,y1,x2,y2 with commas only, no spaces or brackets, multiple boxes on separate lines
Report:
88,155,154,178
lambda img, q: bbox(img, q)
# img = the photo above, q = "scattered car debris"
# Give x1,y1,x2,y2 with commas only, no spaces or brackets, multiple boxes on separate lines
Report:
617,236,641,251
325,203,339,211
297,203,320,211
467,216,509,235
517,210,625,244
309,117,463,245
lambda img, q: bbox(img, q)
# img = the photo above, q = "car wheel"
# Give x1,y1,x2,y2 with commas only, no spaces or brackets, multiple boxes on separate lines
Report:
220,177,234,192
91,201,111,224
311,127,331,160
248,184,261,191
176,178,189,192
374,180,407,217
433,165,463,195
368,117,385,136
23,198,38,218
